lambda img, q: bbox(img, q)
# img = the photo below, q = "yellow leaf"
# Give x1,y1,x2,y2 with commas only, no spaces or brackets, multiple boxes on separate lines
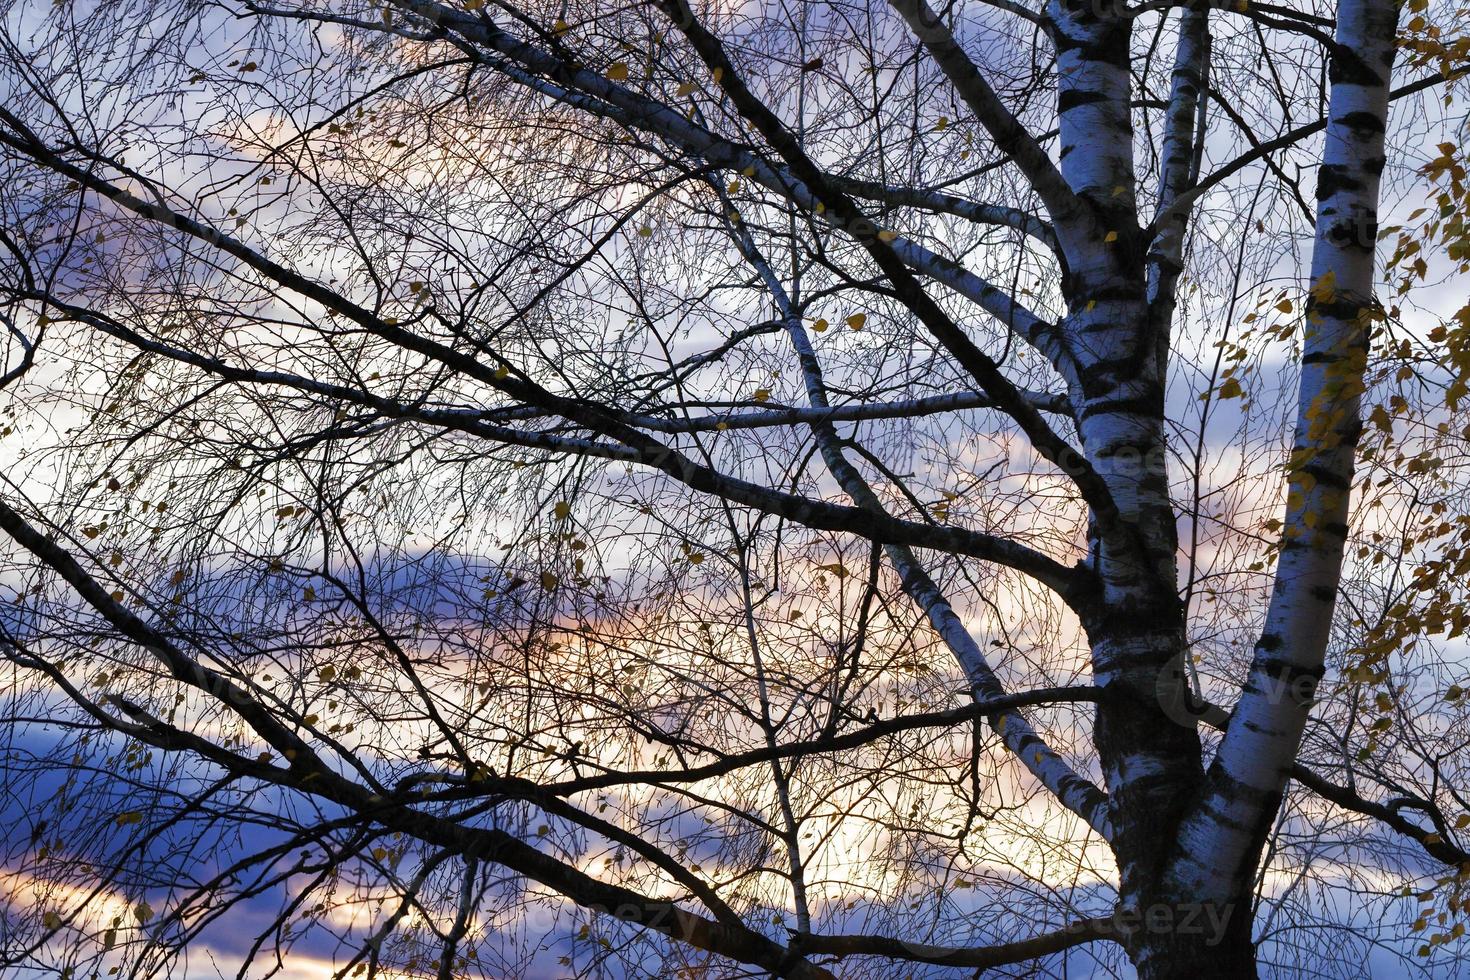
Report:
1104,230,1118,243
676,81,694,96
812,318,829,332
934,116,948,131
607,62,629,82
752,388,770,402
1309,270,1337,302
638,225,652,237
540,572,559,591
877,229,898,243
846,313,866,331
553,18,569,33
712,67,724,83
1276,299,1294,314
493,364,510,380
553,501,571,519
42,911,62,930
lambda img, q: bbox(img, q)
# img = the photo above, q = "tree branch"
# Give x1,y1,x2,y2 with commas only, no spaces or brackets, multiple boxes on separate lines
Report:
796,915,1117,966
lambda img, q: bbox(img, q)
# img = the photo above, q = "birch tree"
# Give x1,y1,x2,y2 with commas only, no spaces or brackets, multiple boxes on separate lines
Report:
0,0,1468,976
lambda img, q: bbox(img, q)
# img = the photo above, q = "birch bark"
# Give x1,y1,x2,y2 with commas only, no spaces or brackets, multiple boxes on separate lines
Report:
1156,0,1398,973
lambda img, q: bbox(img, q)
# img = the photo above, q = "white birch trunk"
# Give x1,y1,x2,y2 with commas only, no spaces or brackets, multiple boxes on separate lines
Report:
1167,0,1398,924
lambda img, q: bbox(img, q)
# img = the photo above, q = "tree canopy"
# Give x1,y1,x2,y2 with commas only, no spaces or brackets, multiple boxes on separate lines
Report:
1,0,1470,976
